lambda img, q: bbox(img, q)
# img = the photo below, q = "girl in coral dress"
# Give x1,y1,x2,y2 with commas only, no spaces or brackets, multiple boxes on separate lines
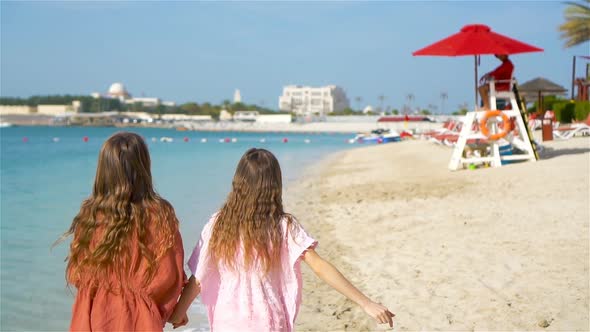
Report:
169,148,394,331
57,132,186,331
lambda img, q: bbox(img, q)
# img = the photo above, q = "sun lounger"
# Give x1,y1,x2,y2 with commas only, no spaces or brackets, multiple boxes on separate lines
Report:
552,113,590,139
553,123,590,139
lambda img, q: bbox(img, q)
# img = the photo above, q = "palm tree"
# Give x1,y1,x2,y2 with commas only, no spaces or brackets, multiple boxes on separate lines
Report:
222,99,231,111
440,92,448,114
378,94,385,113
559,0,590,48
405,93,415,114
355,96,363,112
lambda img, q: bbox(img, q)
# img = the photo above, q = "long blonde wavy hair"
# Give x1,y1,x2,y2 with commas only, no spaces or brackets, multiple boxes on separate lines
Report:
209,148,293,274
57,132,178,289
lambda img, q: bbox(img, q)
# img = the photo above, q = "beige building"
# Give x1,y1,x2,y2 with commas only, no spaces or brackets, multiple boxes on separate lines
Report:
37,101,81,115
219,110,232,121
278,85,350,116
0,101,80,116
0,105,35,115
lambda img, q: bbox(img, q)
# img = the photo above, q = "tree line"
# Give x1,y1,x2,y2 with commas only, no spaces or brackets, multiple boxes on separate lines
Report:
0,95,278,119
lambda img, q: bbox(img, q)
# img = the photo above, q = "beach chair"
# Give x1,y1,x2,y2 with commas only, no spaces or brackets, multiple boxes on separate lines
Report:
421,120,458,138
527,113,542,131
553,124,590,139
552,114,590,139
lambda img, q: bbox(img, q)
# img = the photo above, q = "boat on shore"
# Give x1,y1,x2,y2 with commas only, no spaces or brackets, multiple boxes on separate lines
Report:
0,122,14,128
352,128,401,144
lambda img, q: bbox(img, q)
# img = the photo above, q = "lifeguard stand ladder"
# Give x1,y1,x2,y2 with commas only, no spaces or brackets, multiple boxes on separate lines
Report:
448,79,537,171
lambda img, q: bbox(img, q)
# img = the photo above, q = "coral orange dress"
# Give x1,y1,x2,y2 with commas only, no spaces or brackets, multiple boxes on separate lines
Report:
69,222,186,331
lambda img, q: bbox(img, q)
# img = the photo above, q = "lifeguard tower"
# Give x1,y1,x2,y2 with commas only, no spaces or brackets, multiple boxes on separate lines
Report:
448,78,538,171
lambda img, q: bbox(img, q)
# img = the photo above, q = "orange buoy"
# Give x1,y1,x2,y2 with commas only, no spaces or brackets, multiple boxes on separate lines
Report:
480,110,511,140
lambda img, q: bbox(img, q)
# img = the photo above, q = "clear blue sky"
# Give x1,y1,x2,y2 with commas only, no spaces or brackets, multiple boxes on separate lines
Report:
1,1,588,112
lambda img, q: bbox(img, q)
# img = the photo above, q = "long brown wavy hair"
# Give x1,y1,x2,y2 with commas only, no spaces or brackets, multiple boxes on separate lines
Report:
56,132,178,289
209,148,292,274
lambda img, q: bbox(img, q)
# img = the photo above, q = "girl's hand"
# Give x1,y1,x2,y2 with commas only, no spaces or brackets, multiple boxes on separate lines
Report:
168,312,188,329
362,301,395,328
173,313,188,329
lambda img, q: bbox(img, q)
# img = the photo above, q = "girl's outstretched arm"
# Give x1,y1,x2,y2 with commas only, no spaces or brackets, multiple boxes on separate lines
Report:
302,248,395,328
168,275,201,329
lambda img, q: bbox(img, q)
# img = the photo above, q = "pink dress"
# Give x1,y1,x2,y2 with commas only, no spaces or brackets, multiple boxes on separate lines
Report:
187,214,317,332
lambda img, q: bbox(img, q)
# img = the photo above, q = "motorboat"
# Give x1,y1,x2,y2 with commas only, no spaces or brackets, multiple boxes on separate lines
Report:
352,128,401,144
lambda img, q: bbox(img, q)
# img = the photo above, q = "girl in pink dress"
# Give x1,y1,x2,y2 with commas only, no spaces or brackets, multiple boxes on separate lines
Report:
169,148,394,331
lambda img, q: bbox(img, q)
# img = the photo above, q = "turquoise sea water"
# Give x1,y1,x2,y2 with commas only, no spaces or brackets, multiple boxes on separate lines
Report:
0,126,354,331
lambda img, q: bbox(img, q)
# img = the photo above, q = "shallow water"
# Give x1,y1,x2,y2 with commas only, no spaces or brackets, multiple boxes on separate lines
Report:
0,126,355,331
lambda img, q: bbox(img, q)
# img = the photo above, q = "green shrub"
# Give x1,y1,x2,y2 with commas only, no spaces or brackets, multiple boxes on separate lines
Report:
542,95,564,111
553,102,575,123
552,101,590,123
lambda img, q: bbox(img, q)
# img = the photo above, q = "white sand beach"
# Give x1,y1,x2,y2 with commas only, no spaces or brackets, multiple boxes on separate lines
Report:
287,137,589,331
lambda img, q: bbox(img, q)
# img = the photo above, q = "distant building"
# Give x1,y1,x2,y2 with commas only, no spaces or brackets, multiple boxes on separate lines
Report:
160,114,212,122
37,101,81,115
219,109,233,121
91,82,176,108
233,111,258,122
0,102,80,116
278,85,350,116
0,105,35,115
108,82,130,99
257,114,291,124
234,89,242,103
362,105,374,114
128,97,160,107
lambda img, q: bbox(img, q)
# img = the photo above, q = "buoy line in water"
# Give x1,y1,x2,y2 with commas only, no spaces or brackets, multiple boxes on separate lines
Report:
19,136,369,145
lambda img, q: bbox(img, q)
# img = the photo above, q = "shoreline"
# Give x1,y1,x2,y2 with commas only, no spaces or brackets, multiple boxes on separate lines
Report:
286,138,589,331
0,117,443,134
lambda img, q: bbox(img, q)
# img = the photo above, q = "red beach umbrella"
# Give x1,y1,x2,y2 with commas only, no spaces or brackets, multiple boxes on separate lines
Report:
413,24,543,107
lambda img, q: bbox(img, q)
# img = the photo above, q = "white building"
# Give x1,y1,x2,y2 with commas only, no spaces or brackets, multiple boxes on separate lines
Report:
160,114,212,122
233,111,258,122
278,85,350,116
125,97,160,107
362,105,374,114
257,114,291,124
92,82,176,108
233,89,242,103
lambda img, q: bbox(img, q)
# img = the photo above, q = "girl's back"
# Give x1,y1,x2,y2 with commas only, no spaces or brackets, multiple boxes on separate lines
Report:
70,208,185,331
60,132,187,331
170,148,394,331
188,214,316,332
